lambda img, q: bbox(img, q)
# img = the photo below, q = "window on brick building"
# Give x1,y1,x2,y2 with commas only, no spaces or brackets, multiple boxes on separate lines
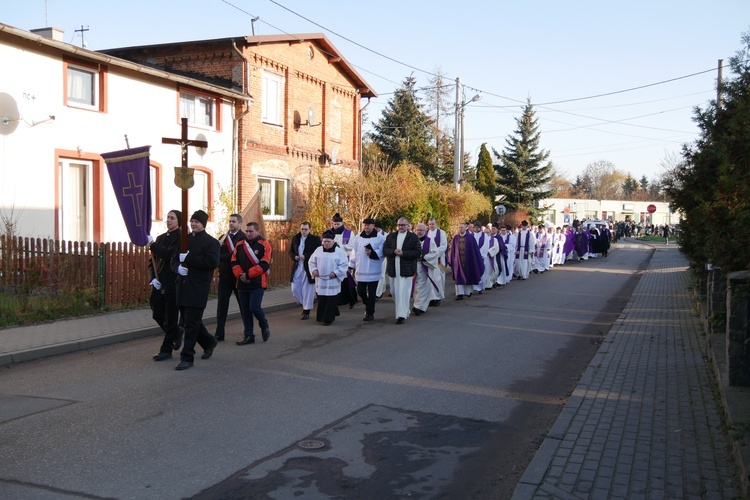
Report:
181,91,216,129
259,177,288,219
261,71,284,126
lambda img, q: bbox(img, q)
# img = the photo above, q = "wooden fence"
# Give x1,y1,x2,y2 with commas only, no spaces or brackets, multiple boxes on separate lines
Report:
0,236,292,309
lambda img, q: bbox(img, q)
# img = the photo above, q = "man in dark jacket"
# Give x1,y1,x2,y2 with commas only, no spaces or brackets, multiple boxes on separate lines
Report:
289,221,321,320
214,213,246,341
175,210,220,371
233,222,272,345
149,209,182,361
383,217,423,324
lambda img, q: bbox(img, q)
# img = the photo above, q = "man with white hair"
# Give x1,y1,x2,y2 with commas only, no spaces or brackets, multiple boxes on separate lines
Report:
412,223,441,315
383,217,423,324
449,222,483,300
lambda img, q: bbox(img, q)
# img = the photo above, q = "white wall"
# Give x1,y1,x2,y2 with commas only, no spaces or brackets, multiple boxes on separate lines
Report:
0,41,235,242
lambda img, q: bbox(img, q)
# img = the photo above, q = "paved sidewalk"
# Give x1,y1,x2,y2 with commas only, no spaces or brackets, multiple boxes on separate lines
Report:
0,286,299,367
513,245,740,499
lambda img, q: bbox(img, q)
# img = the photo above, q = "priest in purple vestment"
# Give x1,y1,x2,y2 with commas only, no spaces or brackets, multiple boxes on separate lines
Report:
448,222,484,300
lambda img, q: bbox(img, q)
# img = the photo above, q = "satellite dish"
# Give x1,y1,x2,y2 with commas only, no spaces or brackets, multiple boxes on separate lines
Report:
330,145,339,165
307,106,320,126
195,133,207,157
0,93,20,135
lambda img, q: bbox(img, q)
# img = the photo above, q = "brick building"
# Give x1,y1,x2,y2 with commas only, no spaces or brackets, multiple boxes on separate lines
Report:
102,34,377,235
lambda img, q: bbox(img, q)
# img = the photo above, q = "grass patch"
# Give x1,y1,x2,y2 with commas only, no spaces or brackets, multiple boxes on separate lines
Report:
0,287,103,328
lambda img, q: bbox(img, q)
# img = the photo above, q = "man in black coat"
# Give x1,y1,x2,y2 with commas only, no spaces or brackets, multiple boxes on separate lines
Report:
214,213,246,341
148,209,182,361
383,217,423,324
175,210,220,371
289,221,322,320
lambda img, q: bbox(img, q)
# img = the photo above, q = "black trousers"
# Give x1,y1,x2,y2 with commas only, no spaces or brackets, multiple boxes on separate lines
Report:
357,280,378,316
180,306,215,362
316,295,339,323
150,289,181,354
214,277,239,339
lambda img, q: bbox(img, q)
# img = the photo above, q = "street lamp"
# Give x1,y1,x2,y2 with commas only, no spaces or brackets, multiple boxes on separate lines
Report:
453,77,481,191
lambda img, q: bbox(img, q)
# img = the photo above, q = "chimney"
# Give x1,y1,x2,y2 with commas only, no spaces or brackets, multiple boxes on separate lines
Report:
30,27,64,42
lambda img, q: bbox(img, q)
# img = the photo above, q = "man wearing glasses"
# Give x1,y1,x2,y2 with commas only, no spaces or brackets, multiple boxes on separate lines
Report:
383,218,423,324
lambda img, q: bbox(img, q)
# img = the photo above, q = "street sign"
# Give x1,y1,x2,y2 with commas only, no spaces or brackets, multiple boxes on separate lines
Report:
647,204,657,214
495,204,506,216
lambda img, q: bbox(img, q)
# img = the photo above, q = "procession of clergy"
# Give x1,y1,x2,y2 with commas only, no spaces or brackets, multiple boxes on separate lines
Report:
291,213,612,325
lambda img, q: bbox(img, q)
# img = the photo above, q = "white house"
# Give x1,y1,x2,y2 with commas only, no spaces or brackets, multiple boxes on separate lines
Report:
0,23,249,243
536,198,680,227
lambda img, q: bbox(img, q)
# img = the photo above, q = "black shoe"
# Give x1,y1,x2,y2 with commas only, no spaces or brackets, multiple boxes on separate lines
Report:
428,300,436,307
215,335,225,342
301,313,310,320
433,300,441,307
396,317,405,324
467,293,472,298
236,336,255,345
456,295,464,301
153,352,172,361
478,290,484,294
363,314,374,321
261,325,271,342
411,307,424,316
324,321,332,326
173,327,184,351
201,337,218,359
175,361,193,370
349,302,356,309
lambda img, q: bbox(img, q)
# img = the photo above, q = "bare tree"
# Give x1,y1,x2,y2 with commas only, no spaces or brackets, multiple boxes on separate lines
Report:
580,160,627,199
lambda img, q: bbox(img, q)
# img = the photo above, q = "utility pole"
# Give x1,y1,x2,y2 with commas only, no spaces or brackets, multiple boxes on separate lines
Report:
453,78,462,191
717,59,724,108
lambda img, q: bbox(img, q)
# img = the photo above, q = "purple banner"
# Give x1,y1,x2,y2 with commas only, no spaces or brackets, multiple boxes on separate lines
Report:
102,146,152,246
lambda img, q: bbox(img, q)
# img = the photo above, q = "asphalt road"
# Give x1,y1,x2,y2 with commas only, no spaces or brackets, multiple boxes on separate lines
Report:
0,245,652,499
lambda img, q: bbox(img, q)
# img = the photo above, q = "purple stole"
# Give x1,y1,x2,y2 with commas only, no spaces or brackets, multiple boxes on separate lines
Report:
536,232,547,257
516,231,531,260
494,235,508,276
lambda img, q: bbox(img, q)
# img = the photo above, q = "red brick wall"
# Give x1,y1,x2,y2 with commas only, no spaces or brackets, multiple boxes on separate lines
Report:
104,38,364,222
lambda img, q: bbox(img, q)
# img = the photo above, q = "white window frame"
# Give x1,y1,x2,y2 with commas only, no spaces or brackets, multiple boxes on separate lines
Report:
191,170,209,213
180,91,216,129
258,177,289,220
261,70,284,126
58,158,94,242
66,64,99,110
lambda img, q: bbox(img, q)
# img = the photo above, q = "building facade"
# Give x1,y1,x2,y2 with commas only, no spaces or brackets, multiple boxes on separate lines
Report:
0,23,246,242
536,198,680,227
102,34,377,236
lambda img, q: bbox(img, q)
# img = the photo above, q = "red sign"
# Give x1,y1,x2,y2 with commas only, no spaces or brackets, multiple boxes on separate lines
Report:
647,204,657,214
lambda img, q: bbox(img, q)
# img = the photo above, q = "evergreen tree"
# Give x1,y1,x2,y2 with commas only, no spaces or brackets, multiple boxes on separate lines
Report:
475,143,495,204
622,174,639,199
493,99,554,220
371,75,437,179
665,31,750,272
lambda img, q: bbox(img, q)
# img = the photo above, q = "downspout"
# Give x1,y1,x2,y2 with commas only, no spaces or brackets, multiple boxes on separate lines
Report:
232,40,251,210
359,97,371,169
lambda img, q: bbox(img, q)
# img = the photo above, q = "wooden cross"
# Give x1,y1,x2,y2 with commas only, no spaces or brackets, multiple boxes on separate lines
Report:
162,118,208,251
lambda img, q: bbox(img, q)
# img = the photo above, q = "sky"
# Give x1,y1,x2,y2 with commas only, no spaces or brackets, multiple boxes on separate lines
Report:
4,0,749,183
